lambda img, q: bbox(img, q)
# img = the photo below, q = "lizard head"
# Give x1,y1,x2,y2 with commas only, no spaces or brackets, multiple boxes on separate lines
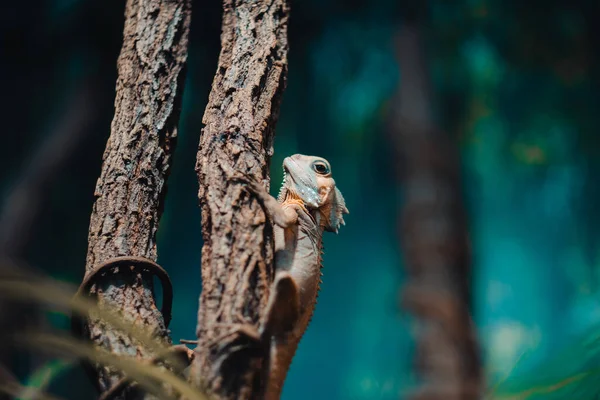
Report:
278,154,349,233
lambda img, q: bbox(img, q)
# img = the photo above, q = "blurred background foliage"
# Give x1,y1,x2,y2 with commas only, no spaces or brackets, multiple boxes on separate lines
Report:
1,0,599,399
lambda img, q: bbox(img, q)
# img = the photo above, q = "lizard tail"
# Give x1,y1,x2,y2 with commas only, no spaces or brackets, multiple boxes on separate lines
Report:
264,337,297,400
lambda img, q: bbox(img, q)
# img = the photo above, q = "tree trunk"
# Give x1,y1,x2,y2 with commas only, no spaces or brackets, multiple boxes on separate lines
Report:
192,0,290,398
390,21,483,400
83,0,190,397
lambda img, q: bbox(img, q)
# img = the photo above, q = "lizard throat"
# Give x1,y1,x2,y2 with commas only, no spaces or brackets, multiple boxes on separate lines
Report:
279,189,324,229
280,189,308,210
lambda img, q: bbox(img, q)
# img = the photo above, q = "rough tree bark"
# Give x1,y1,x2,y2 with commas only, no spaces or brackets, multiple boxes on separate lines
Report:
83,0,190,397
192,0,290,399
390,17,483,400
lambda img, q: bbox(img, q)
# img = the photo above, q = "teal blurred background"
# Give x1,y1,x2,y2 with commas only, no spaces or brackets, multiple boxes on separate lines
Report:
1,0,599,399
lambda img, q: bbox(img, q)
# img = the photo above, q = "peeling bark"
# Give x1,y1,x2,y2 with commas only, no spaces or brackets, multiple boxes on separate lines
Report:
390,22,482,400
83,0,190,397
192,0,290,398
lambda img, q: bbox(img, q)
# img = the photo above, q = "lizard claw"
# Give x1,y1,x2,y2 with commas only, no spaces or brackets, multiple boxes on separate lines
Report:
229,170,297,228
228,172,253,183
229,172,269,198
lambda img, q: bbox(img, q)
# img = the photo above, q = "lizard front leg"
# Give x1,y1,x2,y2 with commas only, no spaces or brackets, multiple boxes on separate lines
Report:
231,173,298,229
231,173,302,334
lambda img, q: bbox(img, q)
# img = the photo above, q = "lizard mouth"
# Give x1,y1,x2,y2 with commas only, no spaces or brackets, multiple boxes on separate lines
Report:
280,162,306,204
282,160,297,186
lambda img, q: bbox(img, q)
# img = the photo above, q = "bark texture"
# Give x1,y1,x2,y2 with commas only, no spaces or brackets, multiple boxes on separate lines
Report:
391,23,482,400
193,0,290,398
84,0,190,396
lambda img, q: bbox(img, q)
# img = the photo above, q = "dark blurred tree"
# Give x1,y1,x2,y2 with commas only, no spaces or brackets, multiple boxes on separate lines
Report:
389,4,482,399
0,80,98,258
0,80,99,399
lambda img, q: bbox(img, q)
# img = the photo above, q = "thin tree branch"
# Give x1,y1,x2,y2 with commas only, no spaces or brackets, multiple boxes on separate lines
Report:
0,79,98,258
192,0,290,398
83,0,191,397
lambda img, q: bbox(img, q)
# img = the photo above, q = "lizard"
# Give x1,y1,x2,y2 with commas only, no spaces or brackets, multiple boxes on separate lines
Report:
235,154,349,399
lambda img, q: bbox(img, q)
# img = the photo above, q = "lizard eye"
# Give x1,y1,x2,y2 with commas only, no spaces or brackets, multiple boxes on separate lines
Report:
312,162,330,175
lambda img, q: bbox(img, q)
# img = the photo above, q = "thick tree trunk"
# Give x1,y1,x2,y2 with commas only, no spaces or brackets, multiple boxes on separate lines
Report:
83,0,190,397
391,22,482,400
192,0,290,399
